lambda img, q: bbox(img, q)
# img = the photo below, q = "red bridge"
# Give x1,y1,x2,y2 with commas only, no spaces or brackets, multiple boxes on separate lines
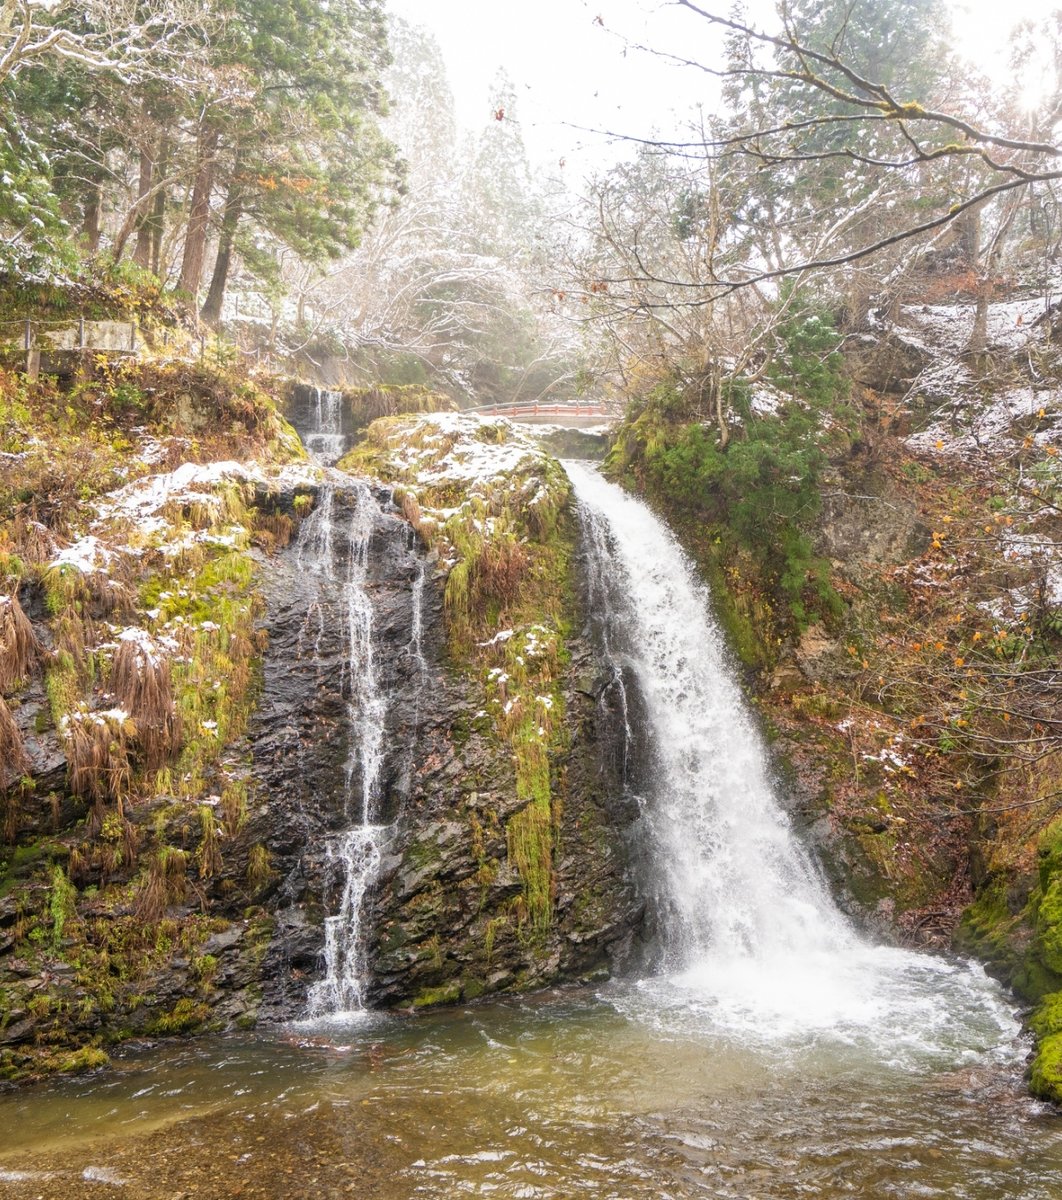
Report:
465,400,615,426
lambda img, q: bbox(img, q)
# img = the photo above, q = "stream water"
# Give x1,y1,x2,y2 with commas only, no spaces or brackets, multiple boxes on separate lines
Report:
298,393,390,1018
2,456,1061,1196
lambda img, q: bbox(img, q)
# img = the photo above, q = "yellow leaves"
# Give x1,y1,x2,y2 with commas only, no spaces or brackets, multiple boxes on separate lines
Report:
847,644,858,656
1047,446,1059,458
935,439,944,450
954,656,965,668
972,631,982,642
934,641,945,652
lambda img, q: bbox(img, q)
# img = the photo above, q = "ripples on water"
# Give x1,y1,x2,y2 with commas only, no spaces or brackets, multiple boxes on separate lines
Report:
1,981,1060,1199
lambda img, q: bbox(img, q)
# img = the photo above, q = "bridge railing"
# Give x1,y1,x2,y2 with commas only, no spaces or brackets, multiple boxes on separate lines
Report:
464,400,614,419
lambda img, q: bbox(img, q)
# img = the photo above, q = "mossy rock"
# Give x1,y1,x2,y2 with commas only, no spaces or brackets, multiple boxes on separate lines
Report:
1030,991,1062,1039
1037,877,1062,977
147,998,211,1035
412,982,462,1009
1030,1030,1062,1103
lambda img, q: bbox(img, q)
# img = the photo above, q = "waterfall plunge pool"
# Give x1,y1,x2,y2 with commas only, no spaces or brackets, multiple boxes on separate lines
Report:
0,977,1059,1199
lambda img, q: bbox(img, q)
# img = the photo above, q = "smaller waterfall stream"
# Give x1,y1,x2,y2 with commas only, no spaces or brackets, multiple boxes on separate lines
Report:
297,482,389,1017
294,387,390,1019
302,387,349,465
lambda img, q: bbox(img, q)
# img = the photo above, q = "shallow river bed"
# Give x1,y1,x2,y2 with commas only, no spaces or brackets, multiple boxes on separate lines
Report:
2,972,1061,1200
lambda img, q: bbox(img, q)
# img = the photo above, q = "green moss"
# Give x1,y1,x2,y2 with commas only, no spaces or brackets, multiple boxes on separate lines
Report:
1037,878,1062,976
956,882,1027,977
1030,991,1062,1039
412,982,462,1009
147,997,211,1035
1030,1031,1062,1103
57,1045,109,1073
347,415,577,941
48,864,76,950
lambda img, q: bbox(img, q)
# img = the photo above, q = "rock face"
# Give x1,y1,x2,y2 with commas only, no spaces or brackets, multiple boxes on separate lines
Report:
250,477,644,1020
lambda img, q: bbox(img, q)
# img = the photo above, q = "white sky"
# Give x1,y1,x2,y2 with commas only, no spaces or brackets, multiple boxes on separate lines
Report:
387,0,1060,177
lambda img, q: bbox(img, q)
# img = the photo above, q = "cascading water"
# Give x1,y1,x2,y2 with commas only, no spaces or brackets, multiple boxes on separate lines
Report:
302,387,349,465
295,479,389,1018
291,386,391,1019
566,460,1019,1061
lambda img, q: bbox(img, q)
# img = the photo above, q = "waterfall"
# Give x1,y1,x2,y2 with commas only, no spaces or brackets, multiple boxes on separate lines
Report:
302,387,349,465
295,480,389,1018
566,461,1018,1054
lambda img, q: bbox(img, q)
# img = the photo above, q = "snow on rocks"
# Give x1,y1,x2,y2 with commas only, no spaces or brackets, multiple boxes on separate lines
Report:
383,413,541,487
49,535,113,575
896,296,1049,358
906,387,1059,458
100,460,316,531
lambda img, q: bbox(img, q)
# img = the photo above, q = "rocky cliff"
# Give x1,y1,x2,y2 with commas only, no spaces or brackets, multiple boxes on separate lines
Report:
0,369,643,1080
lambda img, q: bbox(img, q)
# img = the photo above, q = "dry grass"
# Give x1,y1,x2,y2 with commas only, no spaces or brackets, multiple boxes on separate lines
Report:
0,588,41,694
8,517,57,567
62,707,137,810
108,633,180,769
0,695,28,777
135,845,188,921
252,511,295,553
196,806,222,878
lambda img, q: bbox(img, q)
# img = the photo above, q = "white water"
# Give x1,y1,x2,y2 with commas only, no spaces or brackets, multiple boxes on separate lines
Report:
296,389,389,1019
566,461,1021,1066
297,481,389,1018
302,388,348,465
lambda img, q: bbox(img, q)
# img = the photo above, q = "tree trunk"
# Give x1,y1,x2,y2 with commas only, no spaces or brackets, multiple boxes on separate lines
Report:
82,183,101,255
179,122,220,301
964,207,988,357
149,134,170,276
133,143,154,267
200,174,243,324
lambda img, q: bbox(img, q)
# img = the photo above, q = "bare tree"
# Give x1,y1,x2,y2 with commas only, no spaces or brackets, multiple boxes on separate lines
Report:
0,0,203,87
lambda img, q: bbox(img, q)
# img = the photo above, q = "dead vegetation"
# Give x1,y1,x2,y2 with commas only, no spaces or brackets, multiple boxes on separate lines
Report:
0,588,41,693
107,633,181,769
135,845,189,921
62,708,138,811
0,696,28,787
